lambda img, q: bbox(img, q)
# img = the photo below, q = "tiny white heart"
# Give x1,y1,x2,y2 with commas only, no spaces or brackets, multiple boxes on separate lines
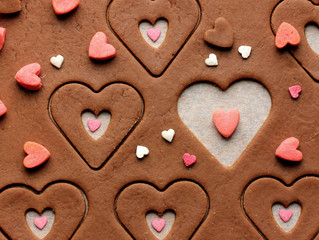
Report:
136,145,149,159
205,53,218,67
238,46,252,59
161,129,175,143
50,55,64,69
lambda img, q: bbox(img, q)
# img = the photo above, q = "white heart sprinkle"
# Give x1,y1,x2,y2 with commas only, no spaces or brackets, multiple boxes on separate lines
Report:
238,46,252,59
205,53,218,67
161,129,175,143
50,55,64,69
136,145,149,159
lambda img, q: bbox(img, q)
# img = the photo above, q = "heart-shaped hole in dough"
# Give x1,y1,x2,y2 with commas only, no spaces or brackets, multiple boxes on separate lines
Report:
272,202,301,232
81,110,111,140
305,23,319,54
26,209,55,239
139,19,168,49
146,210,175,239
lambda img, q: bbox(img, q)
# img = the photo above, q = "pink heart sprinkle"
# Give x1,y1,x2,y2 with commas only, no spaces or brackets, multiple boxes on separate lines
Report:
279,209,293,222
151,219,166,232
34,216,48,230
147,28,161,42
183,153,197,167
288,85,302,99
87,118,101,133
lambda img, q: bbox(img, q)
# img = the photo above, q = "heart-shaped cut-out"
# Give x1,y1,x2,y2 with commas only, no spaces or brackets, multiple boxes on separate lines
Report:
272,203,301,232
0,0,21,14
178,80,271,166
243,177,319,240
52,0,80,15
212,109,240,138
0,183,86,239
23,141,51,168
15,63,42,91
146,211,175,239
204,17,234,48
26,209,55,238
271,0,319,80
82,111,111,140
275,22,301,49
108,0,199,75
139,20,167,49
89,32,116,60
115,181,208,240
275,137,302,162
50,83,143,169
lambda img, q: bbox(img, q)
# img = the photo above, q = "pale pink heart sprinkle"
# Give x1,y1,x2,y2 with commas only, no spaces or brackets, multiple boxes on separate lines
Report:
151,219,166,232
147,28,161,42
288,85,302,99
279,209,293,222
34,216,48,230
87,118,101,133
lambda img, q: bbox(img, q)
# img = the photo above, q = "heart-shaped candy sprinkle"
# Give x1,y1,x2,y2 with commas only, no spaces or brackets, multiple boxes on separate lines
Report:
238,46,252,59
52,0,80,15
0,27,6,51
136,145,149,159
213,109,240,138
0,100,7,117
288,85,302,99
183,153,196,167
34,216,48,230
147,28,161,42
161,129,175,143
275,137,302,161
50,54,64,69
275,22,300,49
89,32,116,60
279,209,293,223
87,118,101,133
151,219,166,232
23,141,51,168
15,63,42,91
205,53,218,67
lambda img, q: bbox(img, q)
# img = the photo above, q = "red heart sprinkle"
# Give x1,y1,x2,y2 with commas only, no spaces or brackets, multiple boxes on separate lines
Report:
213,109,240,138
52,0,80,15
89,32,116,60
0,27,6,51
23,141,51,168
275,137,303,162
0,100,7,117
288,85,302,99
183,153,197,167
275,22,300,49
15,63,42,91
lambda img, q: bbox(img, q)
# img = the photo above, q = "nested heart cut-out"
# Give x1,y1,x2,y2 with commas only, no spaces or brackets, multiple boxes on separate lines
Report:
50,83,143,169
115,181,208,240
243,177,319,240
108,0,200,76
0,183,86,240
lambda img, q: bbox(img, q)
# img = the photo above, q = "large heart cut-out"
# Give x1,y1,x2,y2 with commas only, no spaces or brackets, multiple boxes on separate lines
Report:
243,177,319,240
178,80,271,166
50,83,143,169
0,183,86,240
272,0,319,81
108,0,200,76
115,181,208,240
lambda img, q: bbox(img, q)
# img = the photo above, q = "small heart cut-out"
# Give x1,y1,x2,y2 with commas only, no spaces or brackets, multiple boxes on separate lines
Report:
275,22,301,49
52,0,80,15
204,17,234,48
15,63,42,91
87,118,101,133
275,137,303,161
89,32,116,60
23,141,51,168
147,28,161,42
289,85,302,99
34,216,48,230
152,219,166,232
279,209,293,222
213,109,240,138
